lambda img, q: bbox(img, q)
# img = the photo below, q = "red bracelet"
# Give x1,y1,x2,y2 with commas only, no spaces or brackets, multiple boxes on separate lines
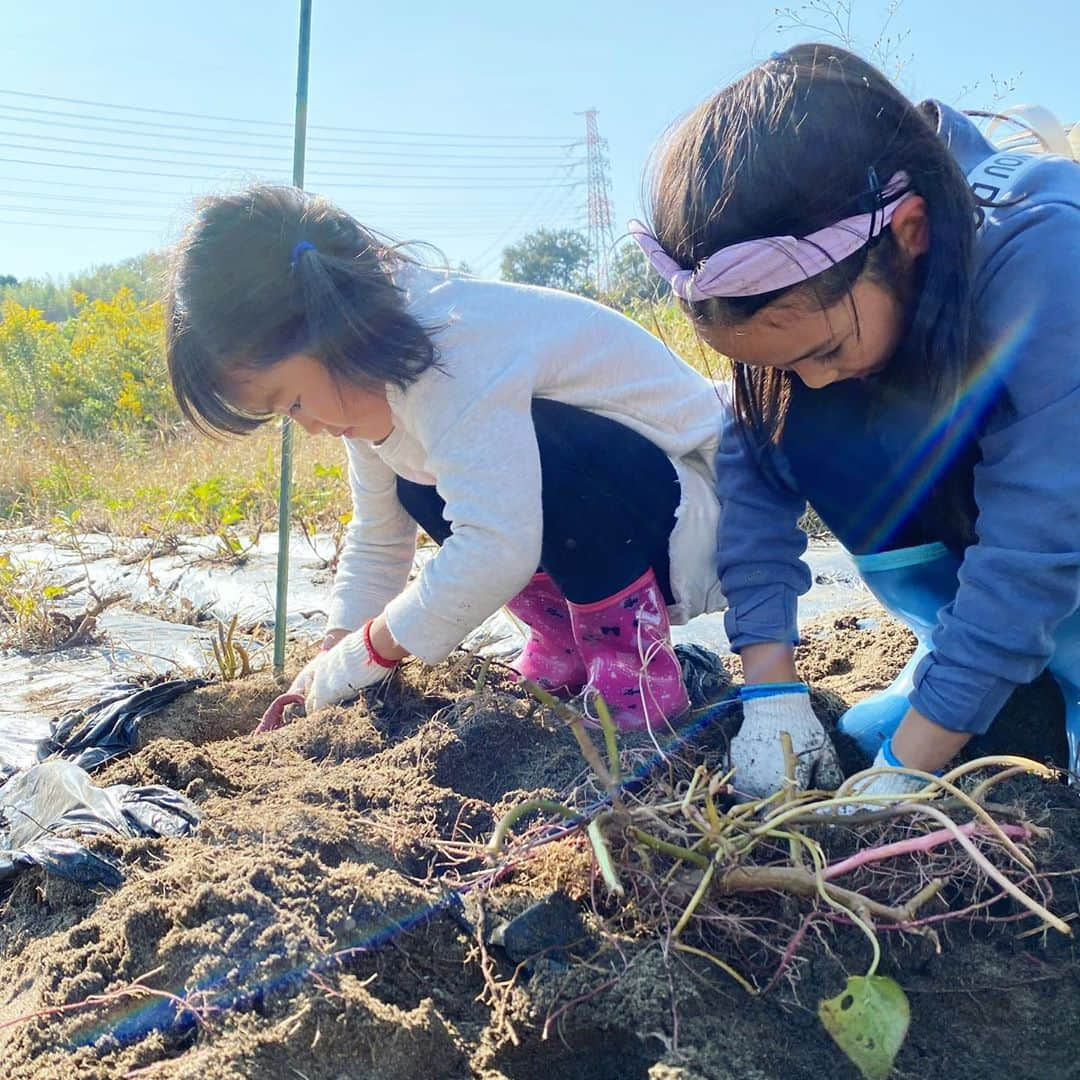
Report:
363,619,399,669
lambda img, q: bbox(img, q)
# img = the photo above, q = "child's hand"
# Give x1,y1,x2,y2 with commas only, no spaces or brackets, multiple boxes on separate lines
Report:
730,682,844,798
837,738,932,814
287,659,317,699
319,628,352,652
305,620,399,712
284,631,344,699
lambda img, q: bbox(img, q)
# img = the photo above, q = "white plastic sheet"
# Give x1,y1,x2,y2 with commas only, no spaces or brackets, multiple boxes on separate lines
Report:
1,529,866,767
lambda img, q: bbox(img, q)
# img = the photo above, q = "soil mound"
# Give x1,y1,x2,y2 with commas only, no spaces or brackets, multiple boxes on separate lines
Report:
2,615,1078,1079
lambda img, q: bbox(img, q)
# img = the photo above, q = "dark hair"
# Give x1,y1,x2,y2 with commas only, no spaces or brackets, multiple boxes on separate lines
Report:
166,185,439,436
646,44,981,445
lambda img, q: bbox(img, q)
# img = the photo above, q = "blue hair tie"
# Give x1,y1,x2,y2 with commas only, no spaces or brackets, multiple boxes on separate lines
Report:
290,240,316,269
867,166,882,201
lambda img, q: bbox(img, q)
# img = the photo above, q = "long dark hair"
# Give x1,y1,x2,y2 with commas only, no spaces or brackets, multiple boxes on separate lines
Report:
166,185,439,436
646,44,981,448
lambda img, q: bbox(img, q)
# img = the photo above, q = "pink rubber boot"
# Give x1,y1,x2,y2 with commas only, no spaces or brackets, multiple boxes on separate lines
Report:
567,568,690,732
505,573,588,695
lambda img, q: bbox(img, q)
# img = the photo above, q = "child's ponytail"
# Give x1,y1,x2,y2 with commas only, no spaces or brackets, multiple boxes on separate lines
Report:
167,186,438,437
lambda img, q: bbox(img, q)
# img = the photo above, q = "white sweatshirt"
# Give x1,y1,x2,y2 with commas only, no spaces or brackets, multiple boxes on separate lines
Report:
326,264,726,664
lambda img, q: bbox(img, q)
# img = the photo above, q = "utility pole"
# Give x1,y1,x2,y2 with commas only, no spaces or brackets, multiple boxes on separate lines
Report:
273,0,312,675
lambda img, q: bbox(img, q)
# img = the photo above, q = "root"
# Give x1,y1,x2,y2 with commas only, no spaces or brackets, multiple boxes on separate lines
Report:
0,965,216,1034
486,701,1072,1008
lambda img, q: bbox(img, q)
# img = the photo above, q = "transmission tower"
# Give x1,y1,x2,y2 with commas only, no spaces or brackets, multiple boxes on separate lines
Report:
580,108,616,291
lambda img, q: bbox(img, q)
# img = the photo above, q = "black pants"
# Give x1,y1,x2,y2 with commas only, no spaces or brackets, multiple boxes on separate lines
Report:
395,398,680,605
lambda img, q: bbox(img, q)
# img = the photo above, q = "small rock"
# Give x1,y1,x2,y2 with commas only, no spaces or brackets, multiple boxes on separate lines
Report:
489,891,587,964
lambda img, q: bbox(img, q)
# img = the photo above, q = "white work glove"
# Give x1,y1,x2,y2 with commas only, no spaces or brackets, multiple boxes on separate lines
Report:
305,620,399,712
285,627,352,698
253,630,386,734
287,657,318,699
837,738,932,813
730,682,844,798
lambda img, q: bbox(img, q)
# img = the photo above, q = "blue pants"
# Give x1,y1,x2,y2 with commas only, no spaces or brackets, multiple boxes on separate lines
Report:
836,543,1080,772
780,379,1079,771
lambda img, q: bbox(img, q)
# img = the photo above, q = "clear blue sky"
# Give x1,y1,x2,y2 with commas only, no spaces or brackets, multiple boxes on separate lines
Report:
2,0,1077,281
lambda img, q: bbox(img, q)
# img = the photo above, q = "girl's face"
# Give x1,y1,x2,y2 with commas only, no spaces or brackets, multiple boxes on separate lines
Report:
227,353,393,440
697,276,906,389
696,198,930,388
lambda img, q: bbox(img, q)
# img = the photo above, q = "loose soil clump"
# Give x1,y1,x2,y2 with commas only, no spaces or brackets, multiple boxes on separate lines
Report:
2,611,1078,1079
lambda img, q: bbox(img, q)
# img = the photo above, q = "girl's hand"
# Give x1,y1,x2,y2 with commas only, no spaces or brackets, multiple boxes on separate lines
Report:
284,628,352,699
836,708,968,812
838,735,934,813
305,619,401,712
730,682,844,797
254,639,339,733
254,692,305,733
320,628,352,653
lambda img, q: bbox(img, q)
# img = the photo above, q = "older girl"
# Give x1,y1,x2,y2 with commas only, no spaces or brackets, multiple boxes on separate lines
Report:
633,44,1080,796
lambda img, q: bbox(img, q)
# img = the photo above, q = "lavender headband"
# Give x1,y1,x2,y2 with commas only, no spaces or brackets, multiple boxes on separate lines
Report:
629,171,912,301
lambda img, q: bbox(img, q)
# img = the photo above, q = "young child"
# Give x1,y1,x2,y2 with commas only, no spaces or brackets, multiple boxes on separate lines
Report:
632,43,1080,798
166,185,726,731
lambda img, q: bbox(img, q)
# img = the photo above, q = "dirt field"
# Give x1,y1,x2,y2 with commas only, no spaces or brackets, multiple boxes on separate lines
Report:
2,610,1079,1079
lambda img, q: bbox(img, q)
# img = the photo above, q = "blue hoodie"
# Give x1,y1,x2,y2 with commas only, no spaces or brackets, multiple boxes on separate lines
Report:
716,102,1080,734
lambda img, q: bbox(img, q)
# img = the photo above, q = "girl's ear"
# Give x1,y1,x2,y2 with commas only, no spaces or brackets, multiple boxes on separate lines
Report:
889,195,930,264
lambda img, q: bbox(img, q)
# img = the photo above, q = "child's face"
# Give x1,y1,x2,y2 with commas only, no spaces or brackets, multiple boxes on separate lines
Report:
226,353,392,440
697,277,906,389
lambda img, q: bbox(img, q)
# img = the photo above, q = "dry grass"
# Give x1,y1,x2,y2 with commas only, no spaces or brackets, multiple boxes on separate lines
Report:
0,302,730,541
0,551,122,651
0,422,351,536
625,300,730,382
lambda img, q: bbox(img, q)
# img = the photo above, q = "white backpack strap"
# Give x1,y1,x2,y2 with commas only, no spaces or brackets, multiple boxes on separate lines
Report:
985,105,1073,158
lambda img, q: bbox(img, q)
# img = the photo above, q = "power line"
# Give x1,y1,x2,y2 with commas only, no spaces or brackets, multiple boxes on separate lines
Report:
468,184,583,275
0,196,583,231
0,192,586,230
0,218,164,234
1,215,584,244
1,87,600,278
0,104,301,146
2,155,581,190
0,139,581,181
0,203,171,222
0,89,577,142
0,111,583,162
0,175,194,196
0,173,577,208
0,129,586,171
1,155,281,183
0,189,184,208
1,131,290,166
